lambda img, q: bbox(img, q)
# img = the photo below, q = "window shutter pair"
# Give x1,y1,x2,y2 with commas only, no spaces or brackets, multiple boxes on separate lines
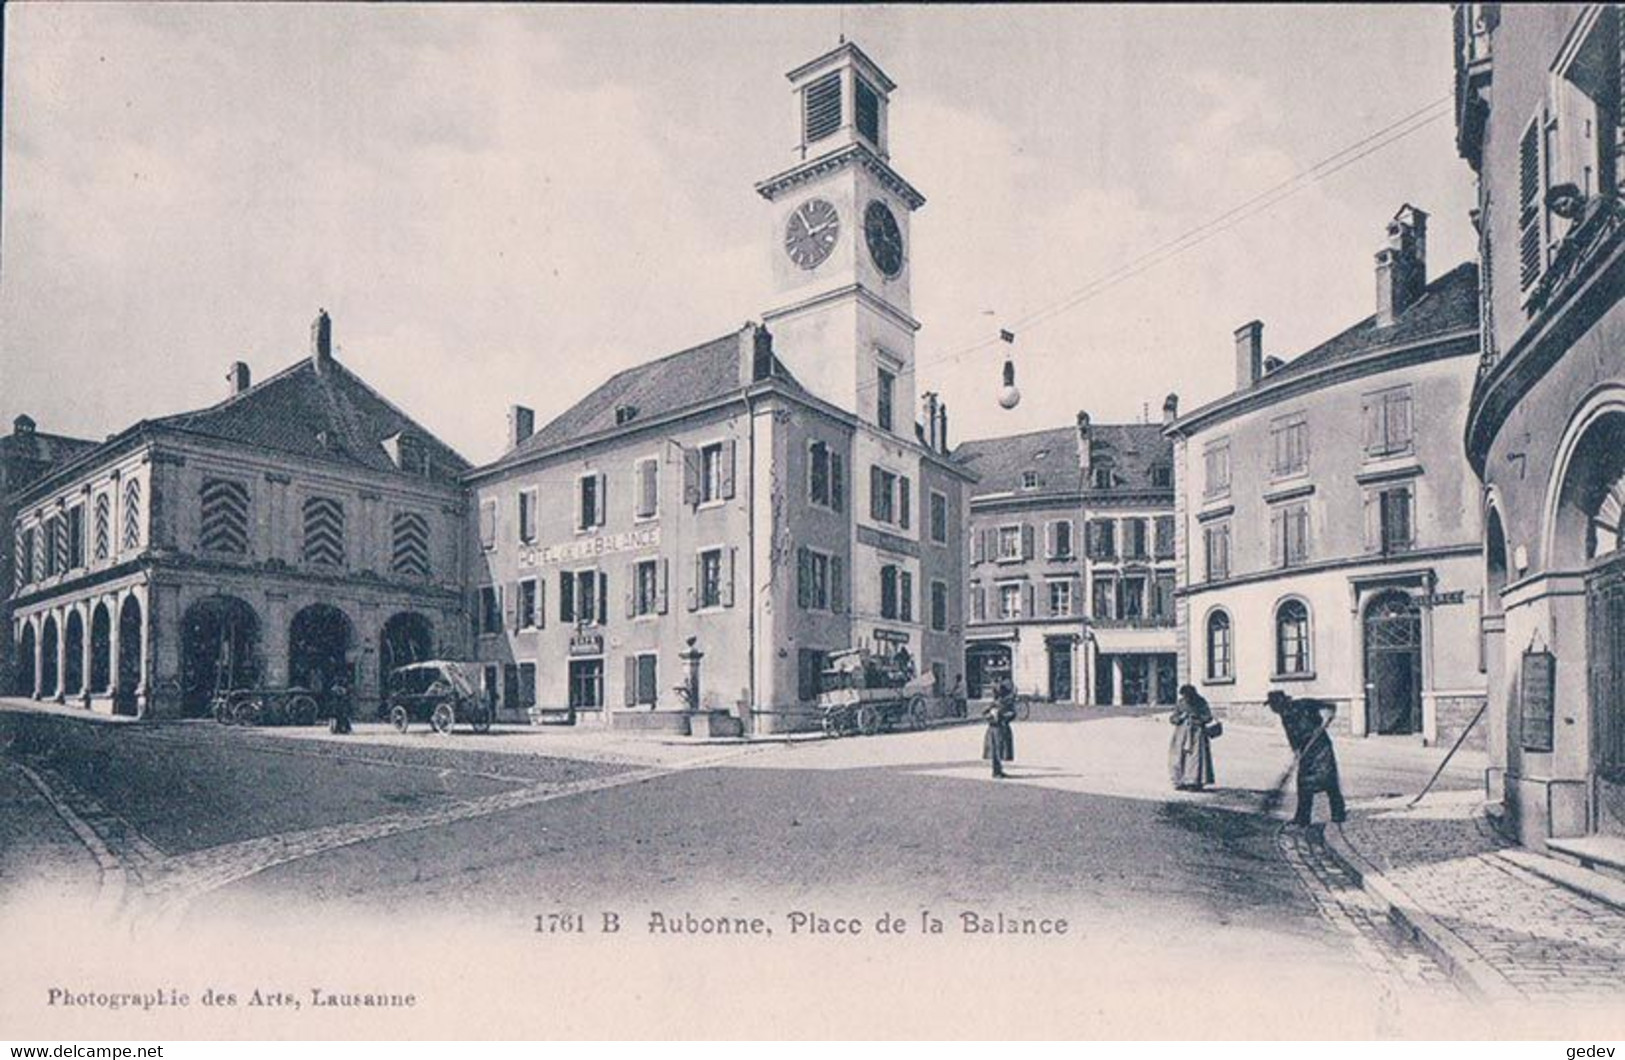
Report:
830,555,845,613
899,477,911,529
1020,523,1035,561
720,441,737,500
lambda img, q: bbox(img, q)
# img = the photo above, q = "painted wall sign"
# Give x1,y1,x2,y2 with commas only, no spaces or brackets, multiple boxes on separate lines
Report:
569,630,605,657
1419,590,1467,607
518,526,661,570
1519,649,1555,753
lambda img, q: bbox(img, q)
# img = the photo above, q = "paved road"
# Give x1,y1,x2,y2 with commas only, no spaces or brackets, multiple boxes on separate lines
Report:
0,704,1485,1037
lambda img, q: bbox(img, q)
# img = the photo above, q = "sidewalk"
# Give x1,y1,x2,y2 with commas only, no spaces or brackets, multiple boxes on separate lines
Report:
1324,789,1625,1004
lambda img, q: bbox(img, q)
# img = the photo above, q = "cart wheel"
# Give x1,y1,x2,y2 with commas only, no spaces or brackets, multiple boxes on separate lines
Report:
472,706,492,734
430,702,456,735
821,711,841,738
239,697,264,727
856,704,881,736
288,694,318,726
908,695,928,730
1015,697,1032,722
389,705,410,734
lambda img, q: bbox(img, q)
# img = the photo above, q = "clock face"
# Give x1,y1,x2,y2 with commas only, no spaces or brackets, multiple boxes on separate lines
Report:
864,200,905,277
784,199,840,270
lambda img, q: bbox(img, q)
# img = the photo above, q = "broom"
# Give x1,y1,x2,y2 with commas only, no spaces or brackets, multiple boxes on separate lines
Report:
1260,714,1332,816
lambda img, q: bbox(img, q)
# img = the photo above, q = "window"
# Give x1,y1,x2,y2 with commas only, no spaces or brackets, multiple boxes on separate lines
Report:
870,466,897,524
1021,471,1038,490
627,654,659,707
798,649,828,702
930,491,948,545
1370,485,1415,554
1154,515,1176,559
1270,503,1311,568
877,369,895,432
686,440,734,507
66,504,84,569
519,488,539,543
854,77,881,144
997,525,1022,561
1091,577,1113,620
505,663,537,711
1151,574,1176,621
302,496,345,567
200,478,251,555
999,583,1022,620
1203,522,1231,582
1117,576,1145,620
578,472,606,530
1092,466,1114,490
1086,519,1116,560
1206,611,1233,681
569,659,604,710
881,565,900,621
1275,599,1312,676
561,569,605,625
797,548,831,611
1049,580,1073,618
809,441,831,508
1270,415,1309,477
1362,388,1414,458
391,512,431,578
121,478,142,552
1203,441,1231,497
931,580,949,632
803,71,841,144
479,498,496,550
479,586,502,636
1123,519,1148,560
1151,466,1173,488
93,493,110,562
633,559,662,617
699,549,724,609
518,578,540,629
1048,520,1074,560
635,459,659,520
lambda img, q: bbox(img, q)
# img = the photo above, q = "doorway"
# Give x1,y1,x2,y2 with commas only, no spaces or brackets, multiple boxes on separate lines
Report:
966,644,1011,700
1046,639,1073,702
569,659,604,710
1588,553,1625,837
1365,590,1422,735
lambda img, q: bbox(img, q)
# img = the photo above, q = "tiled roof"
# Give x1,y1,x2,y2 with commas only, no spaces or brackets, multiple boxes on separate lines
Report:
0,431,98,467
150,357,469,483
954,422,1172,498
1249,262,1479,388
489,331,806,470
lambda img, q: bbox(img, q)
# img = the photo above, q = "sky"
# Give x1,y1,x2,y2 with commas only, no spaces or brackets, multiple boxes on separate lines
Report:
0,4,1478,464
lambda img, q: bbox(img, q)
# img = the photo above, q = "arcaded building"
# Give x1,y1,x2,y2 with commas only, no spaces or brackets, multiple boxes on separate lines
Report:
1455,3,1625,848
957,409,1178,705
1168,208,1487,745
464,41,971,733
9,314,469,718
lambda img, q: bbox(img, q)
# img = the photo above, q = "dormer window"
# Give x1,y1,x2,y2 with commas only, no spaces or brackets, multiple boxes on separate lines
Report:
804,72,842,144
1021,471,1038,490
1151,466,1172,488
615,405,639,426
1093,466,1115,490
855,77,881,144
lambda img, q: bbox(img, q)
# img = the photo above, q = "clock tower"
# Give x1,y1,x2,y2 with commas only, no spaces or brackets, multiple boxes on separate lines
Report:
756,41,925,427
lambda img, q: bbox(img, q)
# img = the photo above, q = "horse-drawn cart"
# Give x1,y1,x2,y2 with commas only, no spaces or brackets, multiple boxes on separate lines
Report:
817,648,933,737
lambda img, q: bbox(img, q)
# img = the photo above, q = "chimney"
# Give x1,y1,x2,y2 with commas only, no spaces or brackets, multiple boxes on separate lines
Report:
12,414,35,437
311,309,333,373
921,392,940,452
1376,205,1428,326
1162,393,1179,426
1076,411,1092,479
740,322,775,384
938,402,949,452
508,405,535,449
1234,320,1263,390
227,361,252,396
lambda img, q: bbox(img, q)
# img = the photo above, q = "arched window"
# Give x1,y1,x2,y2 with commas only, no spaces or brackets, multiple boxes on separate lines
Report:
1205,610,1232,681
1275,599,1311,676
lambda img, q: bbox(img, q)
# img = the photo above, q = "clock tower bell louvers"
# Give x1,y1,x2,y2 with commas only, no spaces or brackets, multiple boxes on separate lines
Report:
755,41,926,426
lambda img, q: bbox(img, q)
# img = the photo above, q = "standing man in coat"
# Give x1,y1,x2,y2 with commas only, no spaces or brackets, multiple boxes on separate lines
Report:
983,674,1017,779
1266,689,1346,825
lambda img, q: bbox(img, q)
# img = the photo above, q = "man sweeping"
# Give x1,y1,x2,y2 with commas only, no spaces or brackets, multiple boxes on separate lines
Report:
1266,689,1346,825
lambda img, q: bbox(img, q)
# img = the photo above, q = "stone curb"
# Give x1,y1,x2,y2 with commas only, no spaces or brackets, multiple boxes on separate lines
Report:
1495,848,1625,914
1321,819,1523,1004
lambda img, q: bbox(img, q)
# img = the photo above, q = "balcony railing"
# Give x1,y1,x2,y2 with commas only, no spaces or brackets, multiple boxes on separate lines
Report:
1088,615,1176,630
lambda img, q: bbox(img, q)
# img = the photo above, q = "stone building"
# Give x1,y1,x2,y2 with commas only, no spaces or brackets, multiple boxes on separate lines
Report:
1,416,96,695
957,410,1178,704
1455,3,1625,847
9,313,469,717
1168,208,1487,744
463,41,971,733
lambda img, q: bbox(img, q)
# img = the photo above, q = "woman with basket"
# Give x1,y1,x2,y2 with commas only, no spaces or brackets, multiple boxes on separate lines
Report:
1169,684,1218,791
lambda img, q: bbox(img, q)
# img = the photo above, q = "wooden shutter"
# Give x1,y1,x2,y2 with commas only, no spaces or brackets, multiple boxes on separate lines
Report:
536,579,546,628
723,548,737,607
1045,521,1058,559
1518,117,1543,290
638,460,658,518
899,477,911,529
1021,523,1035,560
1022,583,1035,618
598,572,609,625
505,582,519,631
625,563,637,618
901,571,913,622
560,571,574,622
971,584,986,623
797,548,811,609
1269,510,1284,568
720,440,737,500
831,452,845,512
687,554,700,611
658,558,670,614
830,554,845,613
683,449,701,507
593,473,607,527
972,528,985,565
870,467,884,521
624,656,638,706
1391,392,1413,452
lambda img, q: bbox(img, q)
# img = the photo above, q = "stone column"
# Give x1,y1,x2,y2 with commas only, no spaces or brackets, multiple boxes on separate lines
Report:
1349,586,1368,738
54,608,68,703
262,591,290,688
107,595,121,697
79,604,93,706
30,617,43,699
1110,655,1123,707
148,582,182,717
